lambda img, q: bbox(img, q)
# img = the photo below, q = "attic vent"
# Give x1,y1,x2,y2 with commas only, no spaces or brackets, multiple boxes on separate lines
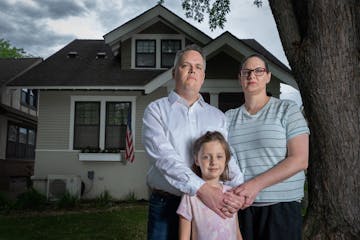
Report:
96,52,107,59
67,51,78,58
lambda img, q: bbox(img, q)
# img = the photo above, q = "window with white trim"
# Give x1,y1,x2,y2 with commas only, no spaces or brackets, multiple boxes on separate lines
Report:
71,97,135,152
132,35,185,69
161,40,181,68
74,102,100,150
136,40,156,68
105,102,130,150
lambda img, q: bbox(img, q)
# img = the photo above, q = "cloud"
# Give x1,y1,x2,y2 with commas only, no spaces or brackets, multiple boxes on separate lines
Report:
0,0,95,57
0,0,288,66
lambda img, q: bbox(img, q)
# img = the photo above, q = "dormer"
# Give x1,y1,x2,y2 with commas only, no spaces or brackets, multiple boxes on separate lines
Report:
130,21,185,69
103,4,212,70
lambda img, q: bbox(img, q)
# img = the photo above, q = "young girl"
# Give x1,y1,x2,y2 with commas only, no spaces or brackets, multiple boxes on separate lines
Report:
176,131,243,240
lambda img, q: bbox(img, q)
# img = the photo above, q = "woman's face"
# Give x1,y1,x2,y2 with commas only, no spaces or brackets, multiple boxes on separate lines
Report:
239,56,271,95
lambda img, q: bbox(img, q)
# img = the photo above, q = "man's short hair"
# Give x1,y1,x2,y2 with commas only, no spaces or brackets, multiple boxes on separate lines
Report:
173,44,206,70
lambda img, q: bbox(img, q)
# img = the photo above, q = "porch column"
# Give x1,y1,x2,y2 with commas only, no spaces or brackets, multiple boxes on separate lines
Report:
209,92,219,108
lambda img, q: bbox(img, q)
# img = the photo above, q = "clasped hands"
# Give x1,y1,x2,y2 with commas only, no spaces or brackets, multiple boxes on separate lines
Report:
222,181,261,217
197,181,261,219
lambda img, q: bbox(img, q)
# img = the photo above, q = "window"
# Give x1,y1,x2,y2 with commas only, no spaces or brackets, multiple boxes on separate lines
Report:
73,102,100,150
21,89,38,109
161,40,181,68
71,97,135,151
27,129,36,157
136,40,156,68
105,102,131,150
132,35,184,69
6,123,36,159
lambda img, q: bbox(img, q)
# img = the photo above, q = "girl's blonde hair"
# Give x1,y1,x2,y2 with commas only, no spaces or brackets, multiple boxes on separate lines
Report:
192,131,231,181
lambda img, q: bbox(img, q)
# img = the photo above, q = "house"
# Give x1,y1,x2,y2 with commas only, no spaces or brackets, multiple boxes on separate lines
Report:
0,57,42,197
8,4,297,200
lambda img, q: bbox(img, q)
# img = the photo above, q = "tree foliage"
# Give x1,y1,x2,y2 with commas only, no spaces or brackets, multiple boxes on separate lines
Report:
159,0,231,30
158,0,264,31
0,39,27,58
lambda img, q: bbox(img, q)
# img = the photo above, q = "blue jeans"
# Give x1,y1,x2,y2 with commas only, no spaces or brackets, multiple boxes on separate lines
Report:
147,192,181,240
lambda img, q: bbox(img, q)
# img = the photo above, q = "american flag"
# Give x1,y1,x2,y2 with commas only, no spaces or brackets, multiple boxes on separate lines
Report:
125,110,135,163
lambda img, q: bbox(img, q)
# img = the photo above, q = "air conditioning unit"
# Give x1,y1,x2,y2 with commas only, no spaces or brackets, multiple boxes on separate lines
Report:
47,175,81,200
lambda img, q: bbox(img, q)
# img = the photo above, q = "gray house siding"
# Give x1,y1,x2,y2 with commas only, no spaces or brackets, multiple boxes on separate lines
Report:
139,21,179,34
37,91,70,149
33,88,168,200
121,39,132,69
38,90,148,150
34,150,150,200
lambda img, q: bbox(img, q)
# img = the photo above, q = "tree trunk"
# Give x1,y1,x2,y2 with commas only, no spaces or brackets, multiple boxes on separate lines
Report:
269,0,360,239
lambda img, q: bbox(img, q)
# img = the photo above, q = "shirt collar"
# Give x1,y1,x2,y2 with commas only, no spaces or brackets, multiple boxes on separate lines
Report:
168,90,206,107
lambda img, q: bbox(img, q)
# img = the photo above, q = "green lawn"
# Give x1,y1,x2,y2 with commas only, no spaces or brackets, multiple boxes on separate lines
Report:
0,203,148,240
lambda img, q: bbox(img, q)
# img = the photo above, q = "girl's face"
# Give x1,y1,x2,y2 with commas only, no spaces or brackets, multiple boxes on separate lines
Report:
195,140,226,183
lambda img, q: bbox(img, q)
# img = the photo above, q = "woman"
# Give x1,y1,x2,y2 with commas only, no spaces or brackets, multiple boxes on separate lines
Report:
225,54,310,240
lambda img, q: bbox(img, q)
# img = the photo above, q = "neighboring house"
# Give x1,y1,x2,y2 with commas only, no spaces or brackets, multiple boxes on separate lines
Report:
8,4,298,200
0,58,42,196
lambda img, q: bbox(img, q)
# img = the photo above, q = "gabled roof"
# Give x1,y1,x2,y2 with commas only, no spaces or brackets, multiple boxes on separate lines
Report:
9,40,165,89
104,4,212,48
144,31,298,93
8,5,297,92
213,32,297,89
0,58,42,86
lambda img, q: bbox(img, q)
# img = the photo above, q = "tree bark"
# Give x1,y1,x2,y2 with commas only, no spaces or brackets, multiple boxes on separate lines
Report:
269,0,360,239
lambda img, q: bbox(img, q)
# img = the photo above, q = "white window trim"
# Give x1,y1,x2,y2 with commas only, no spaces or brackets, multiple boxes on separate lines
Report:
69,96,136,151
131,34,185,69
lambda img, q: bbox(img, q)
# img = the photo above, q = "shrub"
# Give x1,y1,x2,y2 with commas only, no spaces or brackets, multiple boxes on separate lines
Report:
0,192,12,211
123,191,137,203
93,190,113,208
55,192,80,209
13,188,47,210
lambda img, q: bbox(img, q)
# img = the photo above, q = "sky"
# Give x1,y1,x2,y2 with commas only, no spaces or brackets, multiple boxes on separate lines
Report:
0,0,301,105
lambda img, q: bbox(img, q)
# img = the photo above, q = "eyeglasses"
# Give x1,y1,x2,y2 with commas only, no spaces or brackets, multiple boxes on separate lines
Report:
240,67,267,77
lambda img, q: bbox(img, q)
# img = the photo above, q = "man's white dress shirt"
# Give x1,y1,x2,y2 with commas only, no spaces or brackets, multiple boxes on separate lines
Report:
142,91,243,196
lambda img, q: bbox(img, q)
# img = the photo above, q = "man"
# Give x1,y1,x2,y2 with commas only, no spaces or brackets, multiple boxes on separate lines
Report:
142,44,244,240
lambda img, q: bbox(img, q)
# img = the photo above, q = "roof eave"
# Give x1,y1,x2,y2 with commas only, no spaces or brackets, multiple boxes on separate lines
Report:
6,86,146,91
103,4,211,47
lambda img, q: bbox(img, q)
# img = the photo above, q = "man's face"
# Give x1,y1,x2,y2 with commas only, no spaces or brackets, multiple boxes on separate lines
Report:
173,50,205,97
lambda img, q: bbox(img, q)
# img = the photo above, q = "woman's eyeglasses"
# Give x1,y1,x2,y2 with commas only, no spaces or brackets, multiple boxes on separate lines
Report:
240,67,267,77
